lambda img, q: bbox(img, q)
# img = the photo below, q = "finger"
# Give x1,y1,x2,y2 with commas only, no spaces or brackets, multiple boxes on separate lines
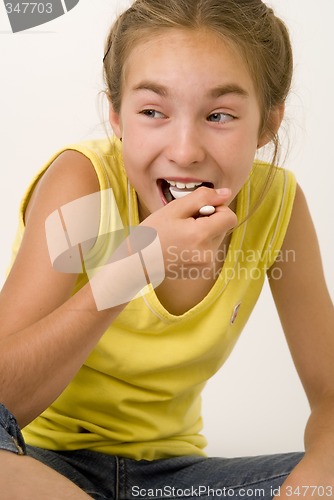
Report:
195,205,238,235
166,186,232,218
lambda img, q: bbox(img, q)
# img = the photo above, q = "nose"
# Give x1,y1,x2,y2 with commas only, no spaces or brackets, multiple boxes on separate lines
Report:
165,121,206,168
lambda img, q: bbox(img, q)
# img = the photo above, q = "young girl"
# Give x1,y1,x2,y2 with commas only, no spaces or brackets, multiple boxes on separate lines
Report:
0,0,333,498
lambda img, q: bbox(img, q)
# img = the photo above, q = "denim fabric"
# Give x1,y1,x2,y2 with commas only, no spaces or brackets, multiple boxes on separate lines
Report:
25,447,304,499
0,403,26,454
0,403,303,499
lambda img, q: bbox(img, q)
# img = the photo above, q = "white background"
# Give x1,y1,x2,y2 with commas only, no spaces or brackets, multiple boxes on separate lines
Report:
0,0,333,457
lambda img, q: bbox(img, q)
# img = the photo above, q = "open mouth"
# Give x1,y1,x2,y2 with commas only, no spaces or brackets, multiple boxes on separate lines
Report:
159,179,214,204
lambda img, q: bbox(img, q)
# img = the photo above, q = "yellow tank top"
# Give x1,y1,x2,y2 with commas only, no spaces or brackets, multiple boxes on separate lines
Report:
13,138,296,460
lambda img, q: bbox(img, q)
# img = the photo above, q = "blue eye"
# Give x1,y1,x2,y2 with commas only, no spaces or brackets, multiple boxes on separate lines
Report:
208,112,234,123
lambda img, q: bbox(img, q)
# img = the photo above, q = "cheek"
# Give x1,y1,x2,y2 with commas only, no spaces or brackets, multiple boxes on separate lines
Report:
122,125,154,162
121,147,151,192
223,133,257,170
222,137,257,192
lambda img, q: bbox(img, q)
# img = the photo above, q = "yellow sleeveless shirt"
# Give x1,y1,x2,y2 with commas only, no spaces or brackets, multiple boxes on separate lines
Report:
11,138,296,460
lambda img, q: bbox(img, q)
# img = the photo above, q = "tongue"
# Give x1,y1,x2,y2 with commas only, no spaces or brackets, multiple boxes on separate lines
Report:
169,186,196,199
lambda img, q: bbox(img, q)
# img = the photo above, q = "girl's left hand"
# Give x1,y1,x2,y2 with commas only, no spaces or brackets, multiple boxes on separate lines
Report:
275,455,334,499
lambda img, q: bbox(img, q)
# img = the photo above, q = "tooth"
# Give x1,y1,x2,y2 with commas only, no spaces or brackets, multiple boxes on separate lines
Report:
185,182,202,189
167,180,176,186
176,182,186,189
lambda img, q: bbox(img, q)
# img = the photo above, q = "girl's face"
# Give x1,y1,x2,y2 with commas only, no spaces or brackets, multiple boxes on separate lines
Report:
109,29,268,221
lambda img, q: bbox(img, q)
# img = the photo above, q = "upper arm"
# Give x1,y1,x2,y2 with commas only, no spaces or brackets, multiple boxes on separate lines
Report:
268,183,334,406
0,150,100,336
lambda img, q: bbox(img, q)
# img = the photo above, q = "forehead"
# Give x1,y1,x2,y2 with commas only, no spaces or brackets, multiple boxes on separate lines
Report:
122,28,256,96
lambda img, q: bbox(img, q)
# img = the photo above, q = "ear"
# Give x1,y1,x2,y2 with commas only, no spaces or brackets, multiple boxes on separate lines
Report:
257,103,285,149
109,102,122,139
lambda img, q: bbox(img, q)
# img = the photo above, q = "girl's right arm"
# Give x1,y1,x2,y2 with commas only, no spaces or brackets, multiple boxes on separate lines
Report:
0,151,129,428
0,150,236,428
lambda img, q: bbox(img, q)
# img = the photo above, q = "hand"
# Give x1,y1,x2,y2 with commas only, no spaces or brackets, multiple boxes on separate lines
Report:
140,187,237,279
275,455,334,499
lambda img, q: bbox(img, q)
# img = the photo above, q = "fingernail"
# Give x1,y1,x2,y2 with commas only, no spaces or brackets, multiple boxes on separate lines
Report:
215,188,231,196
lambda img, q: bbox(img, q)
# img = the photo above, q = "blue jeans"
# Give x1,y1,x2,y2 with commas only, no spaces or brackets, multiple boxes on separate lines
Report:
0,403,303,499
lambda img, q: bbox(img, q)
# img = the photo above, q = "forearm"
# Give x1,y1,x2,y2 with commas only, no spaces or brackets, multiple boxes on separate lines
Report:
0,281,124,428
0,225,161,427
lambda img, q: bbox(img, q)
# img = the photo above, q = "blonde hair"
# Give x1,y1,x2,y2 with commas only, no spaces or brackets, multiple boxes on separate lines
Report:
103,0,293,214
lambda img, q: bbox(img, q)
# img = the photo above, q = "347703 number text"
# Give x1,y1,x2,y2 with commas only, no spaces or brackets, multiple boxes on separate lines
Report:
5,3,53,14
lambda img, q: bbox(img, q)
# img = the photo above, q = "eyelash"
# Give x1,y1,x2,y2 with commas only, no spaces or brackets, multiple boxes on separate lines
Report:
139,109,236,122
207,112,235,123
140,109,166,119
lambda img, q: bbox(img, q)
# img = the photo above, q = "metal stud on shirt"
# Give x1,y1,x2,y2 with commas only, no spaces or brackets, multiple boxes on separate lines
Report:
230,302,241,325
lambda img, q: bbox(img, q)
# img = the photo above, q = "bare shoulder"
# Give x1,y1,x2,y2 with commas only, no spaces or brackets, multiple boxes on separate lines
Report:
25,149,100,222
0,149,100,336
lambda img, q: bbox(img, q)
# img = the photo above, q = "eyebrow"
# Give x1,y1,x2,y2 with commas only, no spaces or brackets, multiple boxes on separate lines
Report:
209,84,249,99
132,81,249,99
133,82,169,98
